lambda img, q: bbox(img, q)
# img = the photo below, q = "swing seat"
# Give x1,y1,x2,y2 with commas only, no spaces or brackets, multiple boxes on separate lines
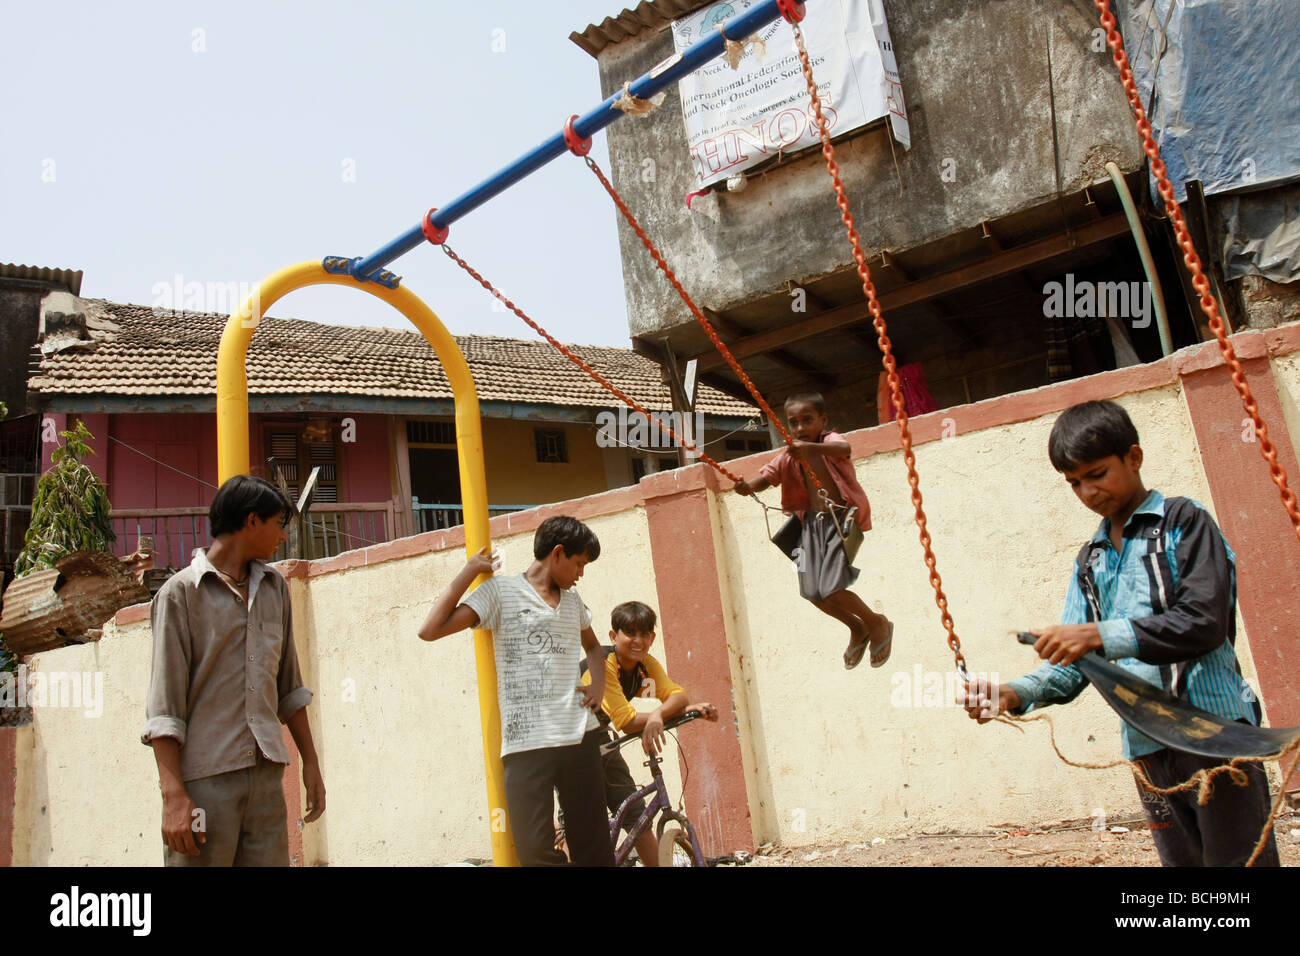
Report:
1016,633,1300,759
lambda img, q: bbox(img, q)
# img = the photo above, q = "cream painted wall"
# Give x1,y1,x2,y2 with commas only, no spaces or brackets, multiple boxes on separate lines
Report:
1273,352,1300,466
14,617,161,865
714,384,1265,846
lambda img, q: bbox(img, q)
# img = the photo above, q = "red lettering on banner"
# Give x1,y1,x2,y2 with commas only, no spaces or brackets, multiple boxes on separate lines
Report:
689,107,839,182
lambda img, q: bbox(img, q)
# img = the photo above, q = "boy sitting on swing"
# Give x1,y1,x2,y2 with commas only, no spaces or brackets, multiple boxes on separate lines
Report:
959,400,1279,866
734,393,893,670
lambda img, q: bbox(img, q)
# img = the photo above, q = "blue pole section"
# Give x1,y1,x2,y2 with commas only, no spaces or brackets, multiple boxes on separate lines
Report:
351,0,791,281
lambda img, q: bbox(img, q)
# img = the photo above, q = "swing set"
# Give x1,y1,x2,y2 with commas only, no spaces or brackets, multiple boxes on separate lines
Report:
214,0,1299,866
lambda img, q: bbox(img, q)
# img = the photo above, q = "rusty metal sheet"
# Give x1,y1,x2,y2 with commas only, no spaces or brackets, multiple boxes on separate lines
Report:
0,550,149,656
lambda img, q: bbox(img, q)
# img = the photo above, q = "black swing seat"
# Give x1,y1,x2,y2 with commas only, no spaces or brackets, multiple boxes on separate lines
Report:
1015,633,1300,760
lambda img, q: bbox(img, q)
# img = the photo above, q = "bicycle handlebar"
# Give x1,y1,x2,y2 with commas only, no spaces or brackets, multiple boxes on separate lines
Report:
599,710,704,755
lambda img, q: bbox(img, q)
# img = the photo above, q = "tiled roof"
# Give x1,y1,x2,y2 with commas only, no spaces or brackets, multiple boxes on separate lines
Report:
28,301,756,417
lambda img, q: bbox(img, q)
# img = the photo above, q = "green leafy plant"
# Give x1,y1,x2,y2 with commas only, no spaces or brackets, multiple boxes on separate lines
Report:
14,420,115,577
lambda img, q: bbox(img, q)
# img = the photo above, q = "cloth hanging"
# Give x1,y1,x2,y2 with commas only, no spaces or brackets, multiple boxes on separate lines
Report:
876,362,939,423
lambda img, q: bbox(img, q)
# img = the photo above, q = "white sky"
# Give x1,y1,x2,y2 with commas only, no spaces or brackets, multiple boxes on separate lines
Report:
1,1,648,347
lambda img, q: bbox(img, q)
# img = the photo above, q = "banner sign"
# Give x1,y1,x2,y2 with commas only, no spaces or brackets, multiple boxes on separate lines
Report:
671,0,910,189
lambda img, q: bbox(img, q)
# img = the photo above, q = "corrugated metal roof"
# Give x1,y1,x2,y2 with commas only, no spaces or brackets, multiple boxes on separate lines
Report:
570,0,710,58
0,263,83,296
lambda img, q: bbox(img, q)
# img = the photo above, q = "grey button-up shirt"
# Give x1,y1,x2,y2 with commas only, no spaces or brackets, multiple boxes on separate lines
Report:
141,549,313,781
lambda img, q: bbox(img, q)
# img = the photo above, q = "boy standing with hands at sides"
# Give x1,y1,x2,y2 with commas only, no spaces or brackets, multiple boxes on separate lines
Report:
734,393,893,670
959,400,1279,866
580,600,718,866
142,475,325,866
419,515,615,866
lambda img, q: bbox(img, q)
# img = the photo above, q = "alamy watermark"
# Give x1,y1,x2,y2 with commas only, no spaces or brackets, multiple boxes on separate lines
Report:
1,664,104,718
595,408,707,459
152,273,262,327
891,664,1000,709
1043,274,1152,329
50,886,150,935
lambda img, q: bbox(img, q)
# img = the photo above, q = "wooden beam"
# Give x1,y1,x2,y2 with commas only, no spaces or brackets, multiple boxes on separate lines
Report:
792,282,880,357
882,249,976,342
633,336,763,408
699,371,761,406
701,308,830,381
693,214,1130,372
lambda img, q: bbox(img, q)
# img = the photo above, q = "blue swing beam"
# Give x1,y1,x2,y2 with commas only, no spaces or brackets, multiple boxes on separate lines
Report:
336,0,803,287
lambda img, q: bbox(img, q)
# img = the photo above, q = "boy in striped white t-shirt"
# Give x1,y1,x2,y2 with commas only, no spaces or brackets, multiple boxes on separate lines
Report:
419,516,614,866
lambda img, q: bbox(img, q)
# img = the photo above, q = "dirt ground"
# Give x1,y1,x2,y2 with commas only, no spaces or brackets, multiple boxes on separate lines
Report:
738,805,1300,867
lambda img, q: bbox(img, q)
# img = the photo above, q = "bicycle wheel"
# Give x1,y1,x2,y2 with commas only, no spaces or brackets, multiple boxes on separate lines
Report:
657,824,703,867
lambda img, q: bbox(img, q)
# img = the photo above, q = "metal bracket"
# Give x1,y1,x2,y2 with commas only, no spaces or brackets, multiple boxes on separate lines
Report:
322,255,402,289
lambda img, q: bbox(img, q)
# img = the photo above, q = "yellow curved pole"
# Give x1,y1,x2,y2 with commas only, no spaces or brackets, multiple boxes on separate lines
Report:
216,261,516,867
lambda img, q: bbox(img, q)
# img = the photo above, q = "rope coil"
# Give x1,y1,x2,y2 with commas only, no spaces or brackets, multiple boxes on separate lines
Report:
998,710,1299,867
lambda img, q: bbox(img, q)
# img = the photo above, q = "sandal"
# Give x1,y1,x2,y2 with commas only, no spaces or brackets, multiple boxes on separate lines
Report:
869,619,894,668
843,627,871,670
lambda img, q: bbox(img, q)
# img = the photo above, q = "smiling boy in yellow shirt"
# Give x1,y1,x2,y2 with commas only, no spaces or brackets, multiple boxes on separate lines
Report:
581,601,716,866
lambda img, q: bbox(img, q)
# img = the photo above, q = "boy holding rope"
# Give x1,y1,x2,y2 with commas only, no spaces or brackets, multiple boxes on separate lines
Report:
959,400,1279,866
734,393,893,670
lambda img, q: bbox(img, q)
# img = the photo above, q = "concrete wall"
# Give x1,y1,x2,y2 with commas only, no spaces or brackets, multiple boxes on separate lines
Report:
720,385,1224,844
4,324,1298,864
594,0,1145,335
0,286,44,414
9,616,158,866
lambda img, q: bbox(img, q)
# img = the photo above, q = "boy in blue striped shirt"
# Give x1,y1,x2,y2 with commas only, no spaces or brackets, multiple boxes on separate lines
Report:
960,400,1278,866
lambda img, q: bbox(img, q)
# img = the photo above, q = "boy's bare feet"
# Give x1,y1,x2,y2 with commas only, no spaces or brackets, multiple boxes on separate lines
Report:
843,618,871,669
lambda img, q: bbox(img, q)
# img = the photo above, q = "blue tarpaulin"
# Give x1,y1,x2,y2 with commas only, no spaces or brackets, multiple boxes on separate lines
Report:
1119,0,1300,203
1119,0,1300,281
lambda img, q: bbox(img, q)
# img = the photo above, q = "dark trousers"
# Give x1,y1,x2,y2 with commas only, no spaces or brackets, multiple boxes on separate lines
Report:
1133,747,1280,867
502,729,614,866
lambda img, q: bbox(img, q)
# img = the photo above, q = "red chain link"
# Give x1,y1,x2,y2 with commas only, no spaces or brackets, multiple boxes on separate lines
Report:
582,156,835,502
440,244,742,483
1095,0,1300,542
790,23,965,673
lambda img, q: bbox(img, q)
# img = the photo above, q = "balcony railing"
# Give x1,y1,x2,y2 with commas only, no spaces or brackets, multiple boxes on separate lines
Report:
412,499,532,533
111,501,397,568
279,501,396,561
111,508,211,570
109,499,531,570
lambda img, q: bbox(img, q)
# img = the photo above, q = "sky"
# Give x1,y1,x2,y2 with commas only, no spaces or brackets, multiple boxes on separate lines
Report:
1,1,649,347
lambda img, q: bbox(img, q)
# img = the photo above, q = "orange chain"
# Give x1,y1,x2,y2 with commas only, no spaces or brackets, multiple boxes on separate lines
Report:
582,155,834,502
440,243,743,483
1096,0,1300,542
790,23,965,673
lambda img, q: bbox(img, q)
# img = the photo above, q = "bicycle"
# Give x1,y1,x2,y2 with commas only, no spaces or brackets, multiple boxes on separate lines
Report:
601,710,708,867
